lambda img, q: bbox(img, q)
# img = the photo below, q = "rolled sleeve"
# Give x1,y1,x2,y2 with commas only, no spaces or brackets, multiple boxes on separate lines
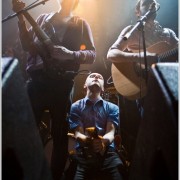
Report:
73,49,96,64
107,103,120,128
68,102,83,130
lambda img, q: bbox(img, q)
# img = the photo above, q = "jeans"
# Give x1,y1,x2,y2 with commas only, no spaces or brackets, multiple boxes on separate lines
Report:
74,149,123,180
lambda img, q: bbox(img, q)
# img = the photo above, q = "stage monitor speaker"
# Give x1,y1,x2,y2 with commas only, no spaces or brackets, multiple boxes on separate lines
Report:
129,63,178,180
2,57,53,180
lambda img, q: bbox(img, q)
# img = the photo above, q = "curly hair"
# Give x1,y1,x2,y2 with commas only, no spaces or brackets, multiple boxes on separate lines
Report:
135,0,159,17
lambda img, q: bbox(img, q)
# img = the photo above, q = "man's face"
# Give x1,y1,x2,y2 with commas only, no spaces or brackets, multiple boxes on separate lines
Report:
84,73,104,92
59,0,77,10
139,0,152,16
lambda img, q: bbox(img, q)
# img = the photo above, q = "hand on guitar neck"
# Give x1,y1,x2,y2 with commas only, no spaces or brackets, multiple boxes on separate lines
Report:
12,0,25,23
138,51,158,67
12,0,74,62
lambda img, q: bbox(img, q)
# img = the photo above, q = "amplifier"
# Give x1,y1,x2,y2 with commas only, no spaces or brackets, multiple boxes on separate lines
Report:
129,63,178,180
2,57,53,180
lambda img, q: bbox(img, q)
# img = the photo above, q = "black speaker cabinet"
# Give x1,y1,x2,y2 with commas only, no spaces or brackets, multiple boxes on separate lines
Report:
2,57,53,180
129,63,178,180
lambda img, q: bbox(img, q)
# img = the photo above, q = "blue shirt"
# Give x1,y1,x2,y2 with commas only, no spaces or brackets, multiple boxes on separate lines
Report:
68,96,120,148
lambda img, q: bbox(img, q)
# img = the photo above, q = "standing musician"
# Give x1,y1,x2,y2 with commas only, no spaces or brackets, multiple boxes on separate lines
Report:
107,0,178,115
12,0,96,179
107,0,178,162
107,0,178,66
68,73,123,180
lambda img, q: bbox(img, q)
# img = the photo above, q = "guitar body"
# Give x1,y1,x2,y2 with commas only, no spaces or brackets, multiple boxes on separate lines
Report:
112,62,147,100
111,41,177,100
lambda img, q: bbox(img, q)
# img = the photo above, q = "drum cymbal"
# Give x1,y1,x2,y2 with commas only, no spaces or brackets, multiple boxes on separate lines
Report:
105,87,117,94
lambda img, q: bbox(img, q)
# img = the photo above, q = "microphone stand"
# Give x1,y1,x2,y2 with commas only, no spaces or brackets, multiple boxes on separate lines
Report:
123,2,156,84
140,22,148,84
2,0,50,23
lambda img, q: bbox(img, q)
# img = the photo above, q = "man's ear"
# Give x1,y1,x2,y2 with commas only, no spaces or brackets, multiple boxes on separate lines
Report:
101,81,105,92
101,86,104,92
84,83,87,89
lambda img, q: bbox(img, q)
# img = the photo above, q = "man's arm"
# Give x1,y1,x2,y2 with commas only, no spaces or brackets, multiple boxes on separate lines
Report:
92,122,116,153
12,0,25,23
49,19,96,64
107,26,157,65
12,0,38,53
102,121,116,146
73,126,92,148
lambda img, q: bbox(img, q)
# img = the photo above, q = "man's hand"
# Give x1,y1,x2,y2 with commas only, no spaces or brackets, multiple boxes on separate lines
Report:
136,51,158,70
51,45,74,61
77,136,91,147
91,138,105,154
12,0,25,23
139,51,158,66
12,0,25,13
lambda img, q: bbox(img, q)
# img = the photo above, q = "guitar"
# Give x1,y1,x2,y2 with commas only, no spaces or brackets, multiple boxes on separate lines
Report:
17,7,53,67
111,41,178,100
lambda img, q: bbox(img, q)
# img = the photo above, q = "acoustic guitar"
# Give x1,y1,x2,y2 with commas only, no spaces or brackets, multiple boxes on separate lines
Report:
111,41,178,100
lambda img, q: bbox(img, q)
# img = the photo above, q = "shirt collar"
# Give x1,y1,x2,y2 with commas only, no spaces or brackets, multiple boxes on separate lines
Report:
84,96,103,105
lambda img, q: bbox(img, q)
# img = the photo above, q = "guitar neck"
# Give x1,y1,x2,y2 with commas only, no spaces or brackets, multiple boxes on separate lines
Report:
158,47,178,62
22,11,53,48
